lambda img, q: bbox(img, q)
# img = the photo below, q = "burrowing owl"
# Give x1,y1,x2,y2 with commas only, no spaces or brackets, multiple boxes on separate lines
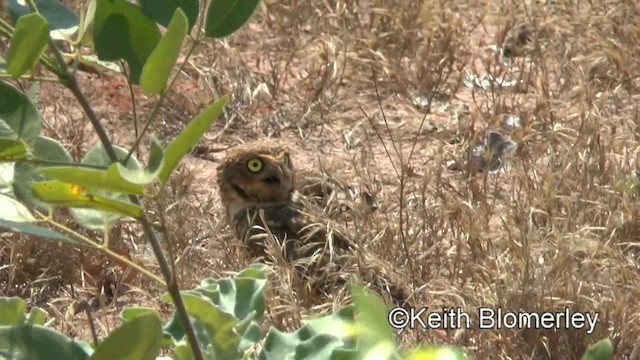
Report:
216,140,411,307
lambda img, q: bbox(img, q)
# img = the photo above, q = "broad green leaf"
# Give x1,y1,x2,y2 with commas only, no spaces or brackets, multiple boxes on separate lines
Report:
303,306,357,342
0,81,43,144
164,292,242,359
582,338,613,360
0,219,82,247
0,139,28,161
0,193,35,222
204,0,261,38
120,307,160,323
8,0,80,41
141,8,188,95
158,96,227,184
32,180,143,218
69,144,141,230
6,13,49,77
295,334,345,360
116,136,164,185
260,307,357,360
139,0,198,32
236,263,268,279
350,282,394,341
40,166,145,195
198,266,267,351
13,136,72,209
260,325,317,360
25,83,40,103
89,313,162,360
26,307,47,326
172,340,195,360
405,346,466,360
201,270,267,322
350,282,396,359
0,297,26,326
93,0,162,83
0,324,91,359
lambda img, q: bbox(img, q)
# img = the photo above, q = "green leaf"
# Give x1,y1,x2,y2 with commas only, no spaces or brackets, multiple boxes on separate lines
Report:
405,346,466,360
140,8,188,95
0,219,82,247
303,306,357,343
37,139,164,195
204,0,261,38
13,136,72,209
0,81,43,144
295,334,345,360
350,282,396,359
172,340,196,360
162,264,268,354
350,282,394,341
120,307,160,323
164,292,242,359
8,0,80,41
93,0,162,83
0,297,26,326
6,13,50,77
158,95,227,185
0,193,35,222
40,166,144,195
260,325,317,360
139,0,198,32
89,313,162,360
0,55,6,72
0,139,28,161
0,324,91,359
582,338,614,360
26,307,47,326
116,136,165,185
32,180,143,219
198,266,268,351
69,144,142,231
25,83,41,104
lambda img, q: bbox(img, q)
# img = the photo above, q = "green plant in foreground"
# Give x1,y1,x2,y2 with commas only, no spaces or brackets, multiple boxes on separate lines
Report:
0,265,614,359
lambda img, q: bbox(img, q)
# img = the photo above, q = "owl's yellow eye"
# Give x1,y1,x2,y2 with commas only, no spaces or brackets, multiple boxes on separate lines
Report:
247,158,263,173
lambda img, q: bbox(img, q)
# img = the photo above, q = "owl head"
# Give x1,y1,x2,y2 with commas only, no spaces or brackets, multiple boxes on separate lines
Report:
216,140,295,221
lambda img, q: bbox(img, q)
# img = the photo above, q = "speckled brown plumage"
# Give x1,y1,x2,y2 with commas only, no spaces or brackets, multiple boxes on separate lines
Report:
216,139,411,307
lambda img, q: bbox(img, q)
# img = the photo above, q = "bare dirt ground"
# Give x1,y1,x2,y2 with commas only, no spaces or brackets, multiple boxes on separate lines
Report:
2,0,640,358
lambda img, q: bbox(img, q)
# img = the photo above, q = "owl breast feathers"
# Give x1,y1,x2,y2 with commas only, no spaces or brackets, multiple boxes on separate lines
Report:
216,140,411,307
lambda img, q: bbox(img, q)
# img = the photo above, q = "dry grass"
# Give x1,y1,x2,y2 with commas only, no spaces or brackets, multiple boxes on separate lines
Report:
2,0,640,358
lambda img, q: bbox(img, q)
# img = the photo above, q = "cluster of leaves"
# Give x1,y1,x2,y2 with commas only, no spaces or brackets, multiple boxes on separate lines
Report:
0,263,614,359
0,263,463,360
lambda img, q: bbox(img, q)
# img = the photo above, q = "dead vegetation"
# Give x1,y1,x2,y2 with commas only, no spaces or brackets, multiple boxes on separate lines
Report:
2,0,640,358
